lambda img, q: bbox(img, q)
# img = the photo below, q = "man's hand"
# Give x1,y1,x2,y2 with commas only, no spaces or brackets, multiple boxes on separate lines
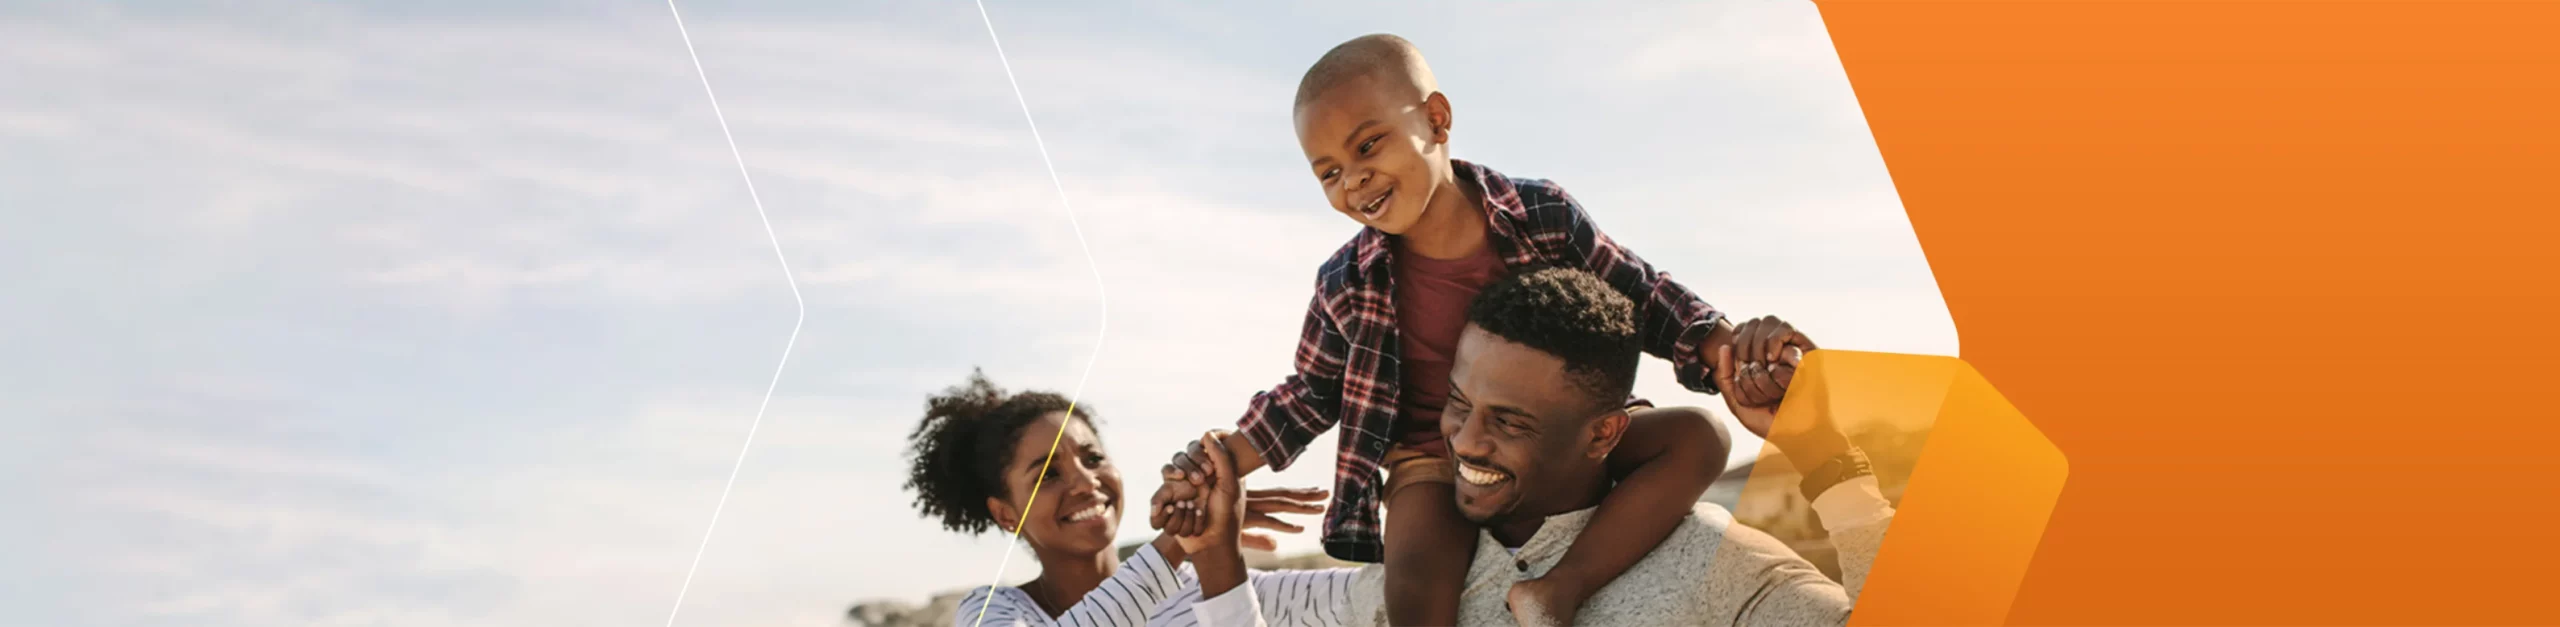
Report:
1716,342,1850,476
1715,315,1815,411
1716,344,1784,440
1505,572,1586,627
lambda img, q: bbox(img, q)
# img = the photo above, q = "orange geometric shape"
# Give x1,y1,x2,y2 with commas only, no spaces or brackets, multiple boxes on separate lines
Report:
1816,2,2560,622
1729,349,2067,625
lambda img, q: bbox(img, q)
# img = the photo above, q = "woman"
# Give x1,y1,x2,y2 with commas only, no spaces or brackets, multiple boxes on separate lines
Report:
902,371,1353,627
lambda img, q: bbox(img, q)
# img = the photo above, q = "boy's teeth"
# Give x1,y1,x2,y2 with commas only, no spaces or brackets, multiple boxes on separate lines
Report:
1458,462,1509,486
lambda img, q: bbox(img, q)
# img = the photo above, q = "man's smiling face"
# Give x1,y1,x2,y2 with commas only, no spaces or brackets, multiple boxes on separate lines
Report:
1440,325,1622,528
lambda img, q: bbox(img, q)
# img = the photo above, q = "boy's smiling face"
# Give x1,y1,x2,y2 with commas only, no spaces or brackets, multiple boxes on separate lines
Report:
1294,72,1454,236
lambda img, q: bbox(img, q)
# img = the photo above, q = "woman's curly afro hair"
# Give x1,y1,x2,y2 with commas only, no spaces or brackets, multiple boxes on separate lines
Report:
901,369,1098,535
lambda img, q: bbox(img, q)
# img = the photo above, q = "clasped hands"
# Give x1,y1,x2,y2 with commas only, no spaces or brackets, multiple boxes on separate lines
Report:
1148,431,1326,557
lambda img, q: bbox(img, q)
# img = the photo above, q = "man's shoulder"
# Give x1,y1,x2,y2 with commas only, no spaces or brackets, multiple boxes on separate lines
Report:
1654,502,1738,555
1688,500,1738,524
1553,506,1740,623
1678,502,1812,565
1620,503,1815,576
1564,504,1816,623
1572,504,1737,579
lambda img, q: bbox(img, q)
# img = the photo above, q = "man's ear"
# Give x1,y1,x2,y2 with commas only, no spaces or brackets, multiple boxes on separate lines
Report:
1586,408,1630,461
986,496,1022,533
1425,91,1453,143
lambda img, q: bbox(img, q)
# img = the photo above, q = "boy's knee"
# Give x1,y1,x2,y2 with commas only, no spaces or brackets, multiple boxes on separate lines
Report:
1679,405,1734,460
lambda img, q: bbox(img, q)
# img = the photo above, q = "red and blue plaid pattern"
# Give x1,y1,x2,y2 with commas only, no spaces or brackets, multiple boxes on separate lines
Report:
1234,160,1728,563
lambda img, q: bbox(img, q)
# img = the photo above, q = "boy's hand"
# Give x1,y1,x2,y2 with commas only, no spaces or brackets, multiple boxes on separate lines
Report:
1170,432,1331,556
1161,430,1230,487
1505,574,1586,627
1174,432,1325,598
1152,480,1326,546
1719,316,1814,409
1160,430,1234,537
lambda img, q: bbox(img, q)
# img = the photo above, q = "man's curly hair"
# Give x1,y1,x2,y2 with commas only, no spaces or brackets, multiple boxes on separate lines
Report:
901,369,1096,535
1464,266,1643,414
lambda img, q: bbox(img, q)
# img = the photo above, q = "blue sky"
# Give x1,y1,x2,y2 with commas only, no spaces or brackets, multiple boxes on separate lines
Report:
2,1,1953,625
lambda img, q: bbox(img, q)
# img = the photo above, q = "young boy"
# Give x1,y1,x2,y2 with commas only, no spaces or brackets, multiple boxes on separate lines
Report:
1155,34,1812,626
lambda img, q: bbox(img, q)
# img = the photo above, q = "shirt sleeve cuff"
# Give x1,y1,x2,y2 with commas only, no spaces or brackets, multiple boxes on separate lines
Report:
1130,541,1167,571
1670,313,1726,394
1808,475,1895,534
1130,542,1190,597
1234,421,1294,472
1193,580,1265,627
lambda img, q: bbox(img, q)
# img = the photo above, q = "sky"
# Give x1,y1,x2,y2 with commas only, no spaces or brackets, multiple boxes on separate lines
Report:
0,1,1954,625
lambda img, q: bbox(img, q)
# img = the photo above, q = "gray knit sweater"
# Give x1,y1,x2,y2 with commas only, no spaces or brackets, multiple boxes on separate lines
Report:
1192,476,1894,627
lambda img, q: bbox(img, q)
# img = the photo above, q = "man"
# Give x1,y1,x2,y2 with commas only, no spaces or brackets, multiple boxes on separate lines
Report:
1169,266,1894,626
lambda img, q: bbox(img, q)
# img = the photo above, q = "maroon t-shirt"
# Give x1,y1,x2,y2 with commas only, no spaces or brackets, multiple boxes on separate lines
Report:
1391,241,1508,457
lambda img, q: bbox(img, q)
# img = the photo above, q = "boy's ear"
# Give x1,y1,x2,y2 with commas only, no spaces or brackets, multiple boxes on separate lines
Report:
1425,91,1453,143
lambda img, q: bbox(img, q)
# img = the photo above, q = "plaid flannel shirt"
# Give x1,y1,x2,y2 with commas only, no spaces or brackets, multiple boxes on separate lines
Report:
1234,160,1728,563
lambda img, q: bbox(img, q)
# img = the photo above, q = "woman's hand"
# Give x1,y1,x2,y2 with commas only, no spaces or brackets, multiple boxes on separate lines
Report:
1159,432,1325,555
1173,432,1245,554
1149,477,1201,535
1158,429,1235,538
1177,432,1251,597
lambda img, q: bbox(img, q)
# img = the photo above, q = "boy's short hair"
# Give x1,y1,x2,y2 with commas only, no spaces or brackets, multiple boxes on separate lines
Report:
1464,266,1643,413
1294,33,1437,110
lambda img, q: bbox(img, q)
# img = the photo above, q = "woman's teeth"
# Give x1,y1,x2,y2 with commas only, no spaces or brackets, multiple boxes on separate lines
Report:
1457,462,1510,486
1065,503,1111,522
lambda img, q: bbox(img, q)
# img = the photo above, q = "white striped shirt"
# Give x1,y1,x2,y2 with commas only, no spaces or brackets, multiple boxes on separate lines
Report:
952,544,1360,627
1146,566,1358,627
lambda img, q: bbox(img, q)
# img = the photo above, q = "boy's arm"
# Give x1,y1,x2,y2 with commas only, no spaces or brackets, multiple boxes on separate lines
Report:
1165,430,1269,484
1526,183,1736,398
1233,289,1354,473
1512,407,1730,622
1600,406,1731,482
1162,290,1337,535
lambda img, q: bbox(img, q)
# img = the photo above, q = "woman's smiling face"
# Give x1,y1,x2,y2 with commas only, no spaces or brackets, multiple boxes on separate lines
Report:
990,411,1123,556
